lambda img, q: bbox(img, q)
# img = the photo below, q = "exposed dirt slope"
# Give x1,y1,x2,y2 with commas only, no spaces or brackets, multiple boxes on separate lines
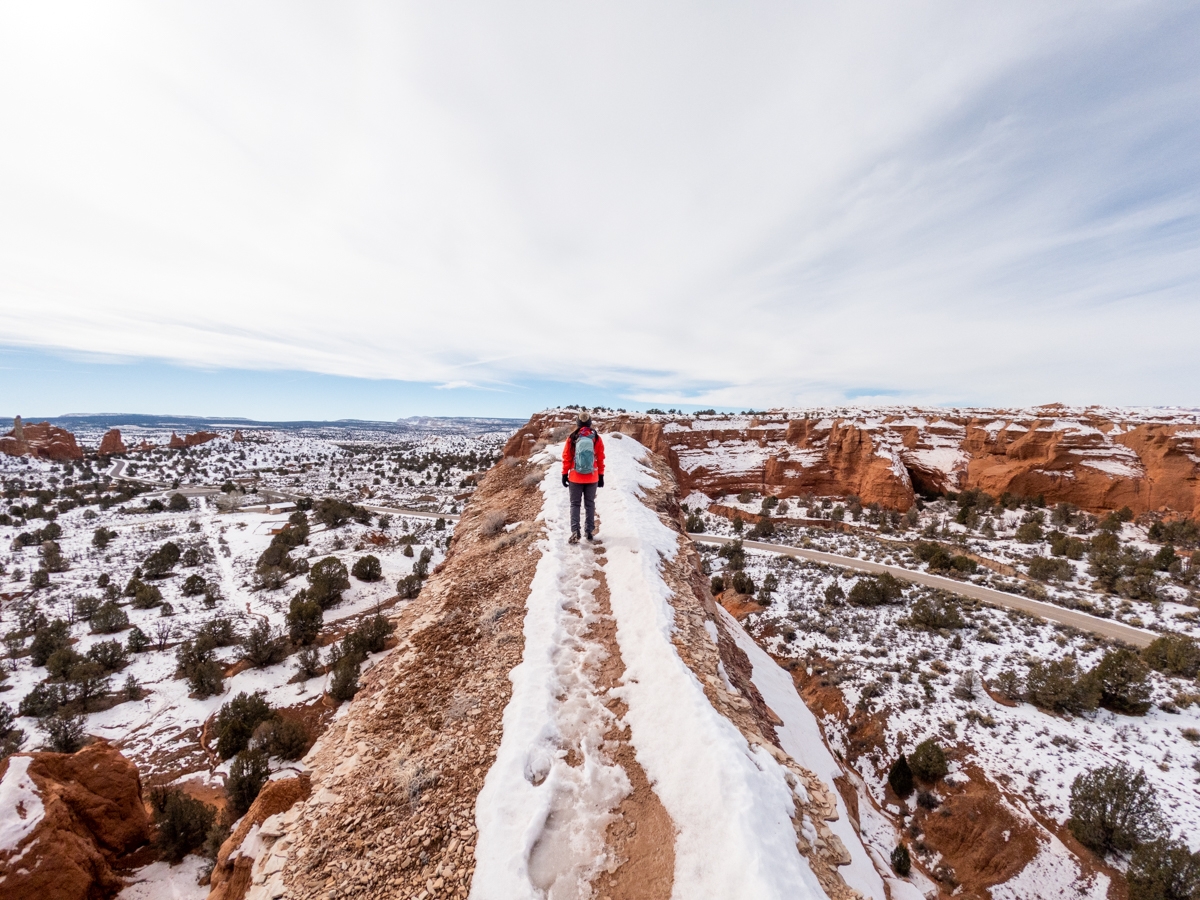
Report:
225,456,545,899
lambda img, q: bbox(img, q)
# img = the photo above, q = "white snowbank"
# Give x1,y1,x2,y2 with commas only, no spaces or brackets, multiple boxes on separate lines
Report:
599,433,826,898
990,833,1109,900
721,608,887,900
471,447,631,900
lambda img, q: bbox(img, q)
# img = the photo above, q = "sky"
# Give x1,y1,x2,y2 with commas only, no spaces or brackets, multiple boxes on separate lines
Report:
1,1,1198,420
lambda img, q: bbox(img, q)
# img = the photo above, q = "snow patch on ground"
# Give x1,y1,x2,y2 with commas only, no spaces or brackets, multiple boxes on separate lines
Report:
991,833,1109,900
0,757,43,853
471,448,631,900
598,435,826,898
474,434,833,899
116,855,208,900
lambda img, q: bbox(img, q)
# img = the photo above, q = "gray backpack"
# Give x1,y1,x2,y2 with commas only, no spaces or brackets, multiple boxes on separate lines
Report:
573,433,595,475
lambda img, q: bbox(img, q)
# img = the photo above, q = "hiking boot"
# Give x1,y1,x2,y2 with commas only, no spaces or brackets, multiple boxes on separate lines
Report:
586,532,598,543
568,531,581,544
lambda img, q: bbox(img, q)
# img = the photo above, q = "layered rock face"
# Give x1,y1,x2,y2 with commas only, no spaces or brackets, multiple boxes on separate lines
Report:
0,742,152,900
0,417,84,461
507,407,1200,517
97,428,127,456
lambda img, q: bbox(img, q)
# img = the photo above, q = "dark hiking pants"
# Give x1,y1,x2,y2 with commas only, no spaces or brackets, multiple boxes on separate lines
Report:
569,482,597,537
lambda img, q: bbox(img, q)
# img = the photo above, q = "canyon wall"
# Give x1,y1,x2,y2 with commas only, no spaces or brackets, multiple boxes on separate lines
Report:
506,406,1200,518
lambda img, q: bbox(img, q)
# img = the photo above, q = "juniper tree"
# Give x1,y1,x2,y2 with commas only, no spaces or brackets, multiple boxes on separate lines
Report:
1069,763,1163,856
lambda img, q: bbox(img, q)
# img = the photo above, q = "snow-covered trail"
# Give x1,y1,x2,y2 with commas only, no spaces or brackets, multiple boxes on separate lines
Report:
472,434,832,900
471,443,631,899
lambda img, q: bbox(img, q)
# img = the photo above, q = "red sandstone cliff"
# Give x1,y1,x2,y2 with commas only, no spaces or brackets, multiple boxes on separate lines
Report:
506,407,1200,518
0,417,84,461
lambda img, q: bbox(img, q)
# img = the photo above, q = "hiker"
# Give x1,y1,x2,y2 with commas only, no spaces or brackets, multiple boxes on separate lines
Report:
562,411,605,543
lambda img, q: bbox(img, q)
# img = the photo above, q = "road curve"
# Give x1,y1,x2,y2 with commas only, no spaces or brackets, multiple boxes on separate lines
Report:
691,533,1157,649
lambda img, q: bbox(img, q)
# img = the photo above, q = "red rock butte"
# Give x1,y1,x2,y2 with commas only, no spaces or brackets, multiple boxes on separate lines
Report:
0,743,152,900
0,416,84,461
507,407,1200,519
97,428,127,456
168,430,220,449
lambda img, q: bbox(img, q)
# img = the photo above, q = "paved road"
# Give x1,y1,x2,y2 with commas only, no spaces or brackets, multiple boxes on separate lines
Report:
691,533,1157,648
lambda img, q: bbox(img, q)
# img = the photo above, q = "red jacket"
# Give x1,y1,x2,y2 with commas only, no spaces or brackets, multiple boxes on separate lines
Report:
563,427,605,484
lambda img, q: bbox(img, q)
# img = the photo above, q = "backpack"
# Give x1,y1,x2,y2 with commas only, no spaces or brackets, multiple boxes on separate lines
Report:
573,430,596,475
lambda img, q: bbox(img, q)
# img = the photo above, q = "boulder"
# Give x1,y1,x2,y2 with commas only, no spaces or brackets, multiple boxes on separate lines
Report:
97,429,127,456
207,775,310,900
0,742,152,900
0,417,84,461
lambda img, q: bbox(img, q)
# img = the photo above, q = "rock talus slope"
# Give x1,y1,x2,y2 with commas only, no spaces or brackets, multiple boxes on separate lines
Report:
508,407,1200,517
220,431,884,900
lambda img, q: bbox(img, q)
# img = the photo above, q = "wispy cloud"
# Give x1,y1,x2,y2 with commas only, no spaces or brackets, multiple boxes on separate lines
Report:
0,1,1197,410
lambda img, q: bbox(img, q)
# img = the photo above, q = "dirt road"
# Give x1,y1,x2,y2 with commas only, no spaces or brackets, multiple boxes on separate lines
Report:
692,533,1157,648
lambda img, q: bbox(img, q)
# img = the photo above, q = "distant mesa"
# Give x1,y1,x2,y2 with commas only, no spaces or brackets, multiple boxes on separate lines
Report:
97,428,127,456
168,430,220,449
0,415,84,460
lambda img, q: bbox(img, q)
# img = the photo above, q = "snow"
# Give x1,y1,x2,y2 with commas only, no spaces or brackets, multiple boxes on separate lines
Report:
990,833,1109,900
674,440,779,476
904,447,967,478
473,433,833,899
598,434,826,898
116,855,208,899
1077,457,1144,478
0,423,476,796
0,756,43,853
471,444,631,899
722,607,887,900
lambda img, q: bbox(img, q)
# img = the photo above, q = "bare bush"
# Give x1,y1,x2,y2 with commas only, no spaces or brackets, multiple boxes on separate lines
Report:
479,511,507,537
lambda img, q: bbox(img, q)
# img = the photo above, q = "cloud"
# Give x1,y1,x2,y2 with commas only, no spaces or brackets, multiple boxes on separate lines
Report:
0,0,1197,408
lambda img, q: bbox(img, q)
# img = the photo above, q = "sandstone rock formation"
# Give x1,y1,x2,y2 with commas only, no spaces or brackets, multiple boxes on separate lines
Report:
0,416,84,461
169,431,220,449
507,407,1200,518
208,775,311,900
0,742,152,900
97,428,127,456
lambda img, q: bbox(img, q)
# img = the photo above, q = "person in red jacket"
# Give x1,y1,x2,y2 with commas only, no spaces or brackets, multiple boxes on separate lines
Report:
562,410,605,543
